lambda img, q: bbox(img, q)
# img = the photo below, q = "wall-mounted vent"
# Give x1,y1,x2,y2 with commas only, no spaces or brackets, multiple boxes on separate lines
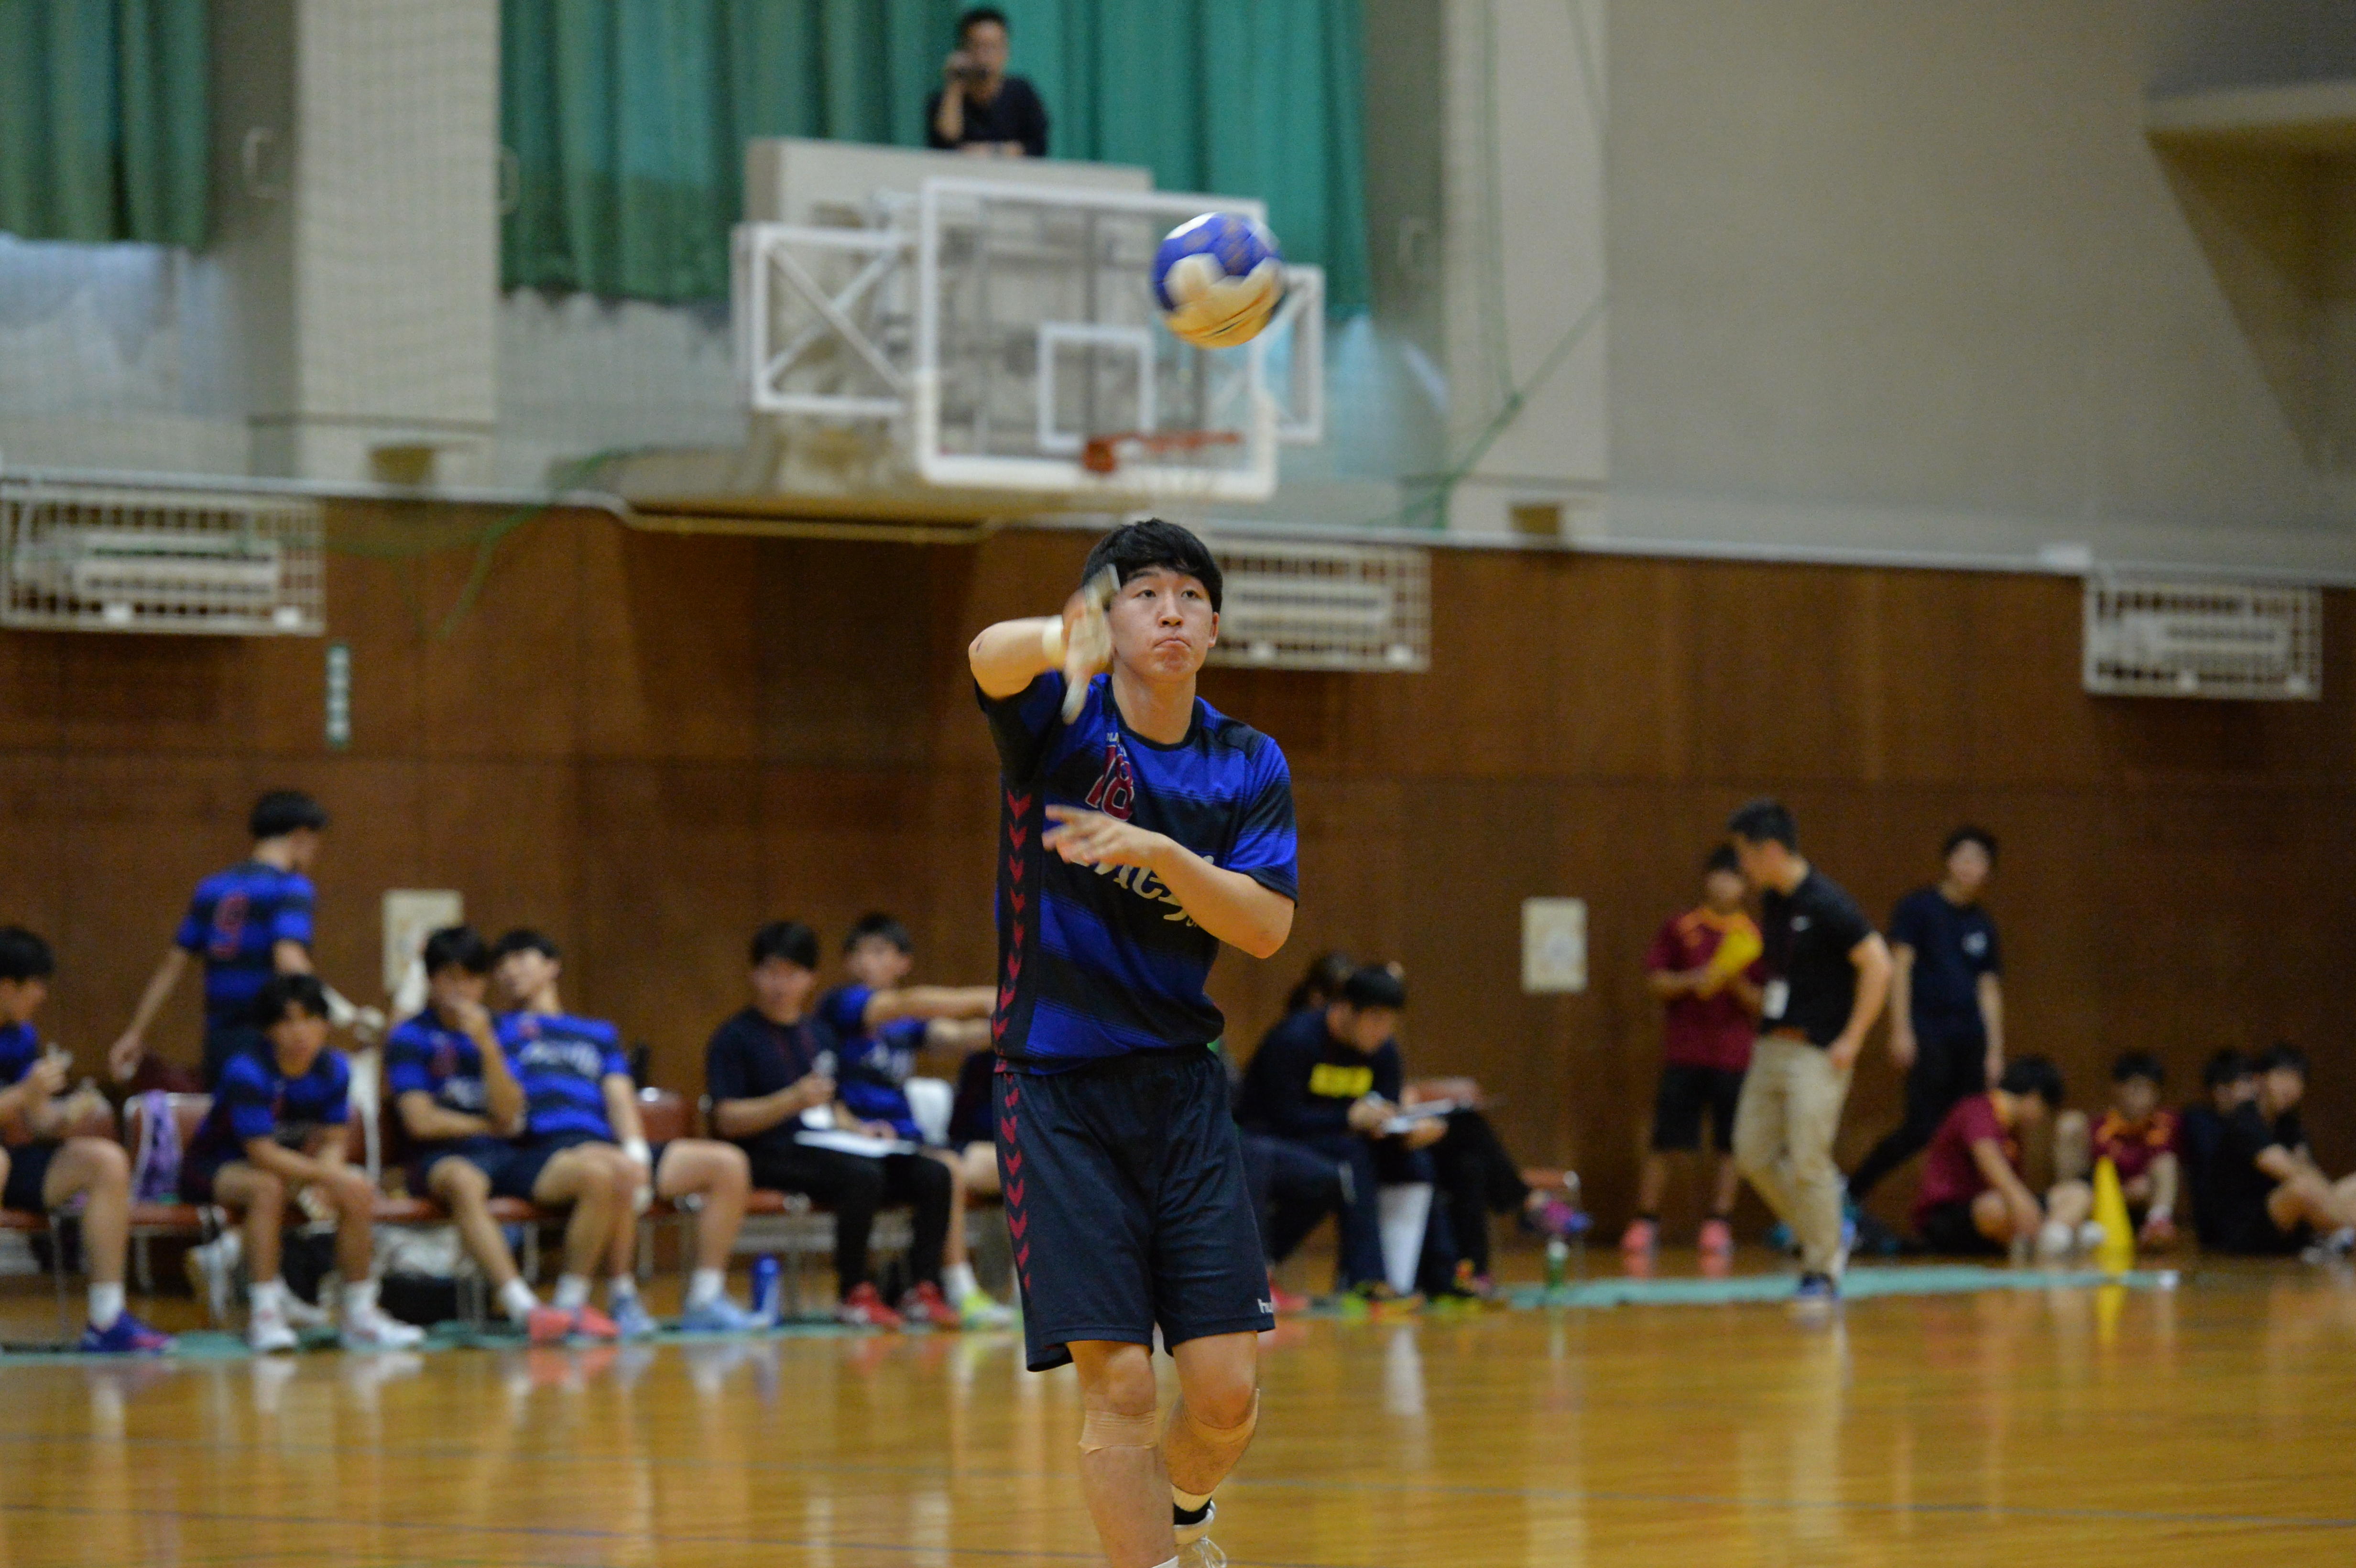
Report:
0,480,324,635
1208,539,1429,672
2083,575,2318,700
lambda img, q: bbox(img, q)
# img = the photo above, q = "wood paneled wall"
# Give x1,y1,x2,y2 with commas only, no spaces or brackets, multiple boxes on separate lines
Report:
3,506,2347,1228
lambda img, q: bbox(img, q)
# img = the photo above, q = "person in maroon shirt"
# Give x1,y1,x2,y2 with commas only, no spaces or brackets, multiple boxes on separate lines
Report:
1913,1056,2093,1258
1626,847,1764,1262
2056,1050,2181,1248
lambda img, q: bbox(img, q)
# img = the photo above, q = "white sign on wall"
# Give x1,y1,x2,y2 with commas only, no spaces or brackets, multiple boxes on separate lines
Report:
1521,898,1588,993
382,889,465,1005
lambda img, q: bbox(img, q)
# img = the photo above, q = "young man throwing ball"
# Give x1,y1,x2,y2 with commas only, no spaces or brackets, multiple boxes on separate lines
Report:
969,520,1296,1568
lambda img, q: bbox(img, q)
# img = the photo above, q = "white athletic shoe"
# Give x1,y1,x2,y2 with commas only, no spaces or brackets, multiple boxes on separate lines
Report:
2074,1220,2107,1254
340,1304,426,1351
281,1292,331,1329
185,1238,237,1325
247,1309,299,1354
2034,1220,2073,1262
1178,1538,1227,1568
1174,1499,1216,1546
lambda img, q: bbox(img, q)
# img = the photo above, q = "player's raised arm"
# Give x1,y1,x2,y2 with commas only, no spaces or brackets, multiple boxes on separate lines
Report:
969,571,1118,700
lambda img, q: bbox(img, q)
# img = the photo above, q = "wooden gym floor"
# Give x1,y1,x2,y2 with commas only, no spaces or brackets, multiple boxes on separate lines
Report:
0,1256,2352,1567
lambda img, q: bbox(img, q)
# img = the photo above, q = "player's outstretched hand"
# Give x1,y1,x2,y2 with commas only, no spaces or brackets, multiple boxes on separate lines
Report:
1043,805,1164,871
1056,567,1119,721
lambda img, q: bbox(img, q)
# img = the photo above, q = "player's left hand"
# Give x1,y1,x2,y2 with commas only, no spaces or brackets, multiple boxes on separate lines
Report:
1044,806,1166,871
1403,1119,1447,1150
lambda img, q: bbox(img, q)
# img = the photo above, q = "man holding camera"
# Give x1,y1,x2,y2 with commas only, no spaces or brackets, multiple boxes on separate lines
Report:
928,7,1048,158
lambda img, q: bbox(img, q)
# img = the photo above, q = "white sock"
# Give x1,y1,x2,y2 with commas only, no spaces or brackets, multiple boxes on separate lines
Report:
2147,1203,2173,1223
88,1281,125,1331
498,1279,541,1321
251,1277,288,1317
687,1268,725,1309
944,1262,980,1300
342,1277,380,1320
553,1274,591,1311
1173,1485,1212,1510
608,1275,639,1304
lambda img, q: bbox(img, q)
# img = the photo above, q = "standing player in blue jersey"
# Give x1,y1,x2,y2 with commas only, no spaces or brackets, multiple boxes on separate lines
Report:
968,519,1297,1568
490,929,757,1336
181,974,425,1351
110,790,359,1091
386,926,606,1343
817,911,1012,1327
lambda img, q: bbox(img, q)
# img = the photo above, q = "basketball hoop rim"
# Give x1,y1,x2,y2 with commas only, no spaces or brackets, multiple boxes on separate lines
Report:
1080,429,1245,477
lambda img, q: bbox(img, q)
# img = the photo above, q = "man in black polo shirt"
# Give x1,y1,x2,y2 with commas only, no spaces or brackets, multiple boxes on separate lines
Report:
927,8,1048,158
704,921,959,1329
1726,799,1892,1306
1848,826,2005,1204
2204,1044,2356,1258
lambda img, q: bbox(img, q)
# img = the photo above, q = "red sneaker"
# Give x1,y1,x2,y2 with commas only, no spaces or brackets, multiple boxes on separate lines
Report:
525,1306,574,1345
898,1281,964,1329
572,1303,620,1340
1698,1218,1735,1258
836,1282,905,1330
2138,1214,2178,1250
1620,1217,1658,1255
1267,1274,1312,1315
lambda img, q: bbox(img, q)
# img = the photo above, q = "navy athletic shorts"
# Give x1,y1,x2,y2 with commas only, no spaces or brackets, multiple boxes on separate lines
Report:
493,1132,606,1201
995,1047,1274,1372
1,1140,59,1213
412,1135,525,1199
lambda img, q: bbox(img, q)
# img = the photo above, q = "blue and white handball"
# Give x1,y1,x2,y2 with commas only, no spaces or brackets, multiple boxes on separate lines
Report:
1152,213,1285,349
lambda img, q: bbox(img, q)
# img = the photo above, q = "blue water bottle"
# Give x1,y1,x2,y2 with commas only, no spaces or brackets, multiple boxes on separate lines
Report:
750,1254,781,1327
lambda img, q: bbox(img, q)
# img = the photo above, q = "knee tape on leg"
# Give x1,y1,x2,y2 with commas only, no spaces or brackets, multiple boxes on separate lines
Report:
1170,1389,1259,1464
1078,1408,1162,1453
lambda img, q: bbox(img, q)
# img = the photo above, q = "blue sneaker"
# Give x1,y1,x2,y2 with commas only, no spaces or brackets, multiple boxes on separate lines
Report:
1764,1220,1795,1254
79,1311,173,1354
1792,1272,1840,1312
609,1292,658,1339
676,1296,755,1334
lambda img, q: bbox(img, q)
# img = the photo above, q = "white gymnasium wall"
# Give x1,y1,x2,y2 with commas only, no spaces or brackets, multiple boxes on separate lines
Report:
1602,0,2353,573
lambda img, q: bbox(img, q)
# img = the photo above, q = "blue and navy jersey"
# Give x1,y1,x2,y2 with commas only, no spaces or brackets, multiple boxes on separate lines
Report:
0,1021,39,1089
188,1044,350,1163
384,1012,489,1122
977,669,1298,1070
175,861,316,1029
817,984,926,1138
498,1011,625,1142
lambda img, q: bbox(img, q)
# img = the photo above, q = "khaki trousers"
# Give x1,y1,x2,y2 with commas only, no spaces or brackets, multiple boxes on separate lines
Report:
1732,1035,1853,1275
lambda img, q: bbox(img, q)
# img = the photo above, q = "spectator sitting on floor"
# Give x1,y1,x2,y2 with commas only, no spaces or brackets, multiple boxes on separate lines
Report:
1910,1056,2094,1260
2056,1050,2181,1249
2200,1044,2356,1260
2179,1049,2255,1248
0,926,172,1352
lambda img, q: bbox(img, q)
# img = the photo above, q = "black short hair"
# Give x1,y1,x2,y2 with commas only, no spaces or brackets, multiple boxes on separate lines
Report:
491,927,561,963
1286,950,1357,1014
2203,1048,2252,1089
750,920,820,971
1998,1055,2065,1108
1943,824,1999,864
958,6,1008,39
2256,1042,2309,1078
1726,797,1797,849
0,926,55,983
250,789,328,840
1081,519,1223,613
1704,844,1741,876
2110,1050,2164,1087
844,912,914,956
1340,965,1407,1012
252,971,329,1027
421,925,490,978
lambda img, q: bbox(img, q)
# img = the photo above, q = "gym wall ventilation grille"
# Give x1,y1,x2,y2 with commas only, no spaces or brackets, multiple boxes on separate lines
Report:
1207,539,1429,673
2082,574,2318,700
0,479,324,636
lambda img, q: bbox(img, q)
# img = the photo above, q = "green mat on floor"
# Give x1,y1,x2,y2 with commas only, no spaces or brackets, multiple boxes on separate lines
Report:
1503,1263,2179,1310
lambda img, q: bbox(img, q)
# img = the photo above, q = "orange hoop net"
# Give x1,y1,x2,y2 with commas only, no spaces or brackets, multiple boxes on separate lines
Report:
1080,429,1245,477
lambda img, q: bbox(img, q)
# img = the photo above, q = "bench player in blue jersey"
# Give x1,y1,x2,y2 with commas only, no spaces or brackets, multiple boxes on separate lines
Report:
490,928,757,1336
0,927,173,1352
181,974,425,1351
386,926,609,1342
968,519,1297,1568
818,911,1012,1328
110,790,369,1092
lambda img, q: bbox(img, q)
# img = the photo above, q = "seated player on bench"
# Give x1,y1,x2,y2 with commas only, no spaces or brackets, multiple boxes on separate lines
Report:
180,974,425,1351
817,911,1012,1327
2178,1049,2255,1248
2202,1043,2356,1260
0,926,172,1352
707,920,958,1330
2056,1050,2181,1248
1910,1056,2095,1259
491,928,757,1335
387,925,608,1342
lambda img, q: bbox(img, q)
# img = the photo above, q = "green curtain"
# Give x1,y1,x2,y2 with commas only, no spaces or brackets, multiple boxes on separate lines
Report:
0,0,209,247
501,0,1370,309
